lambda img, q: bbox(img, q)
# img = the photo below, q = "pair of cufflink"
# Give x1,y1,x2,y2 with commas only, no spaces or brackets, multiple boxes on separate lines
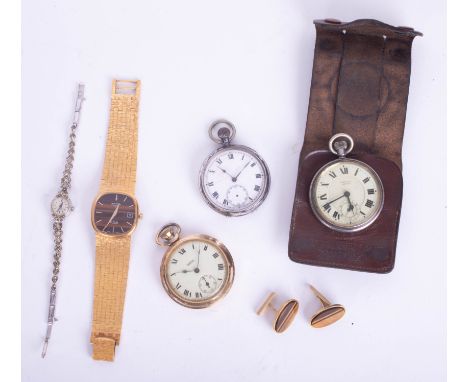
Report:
256,284,345,333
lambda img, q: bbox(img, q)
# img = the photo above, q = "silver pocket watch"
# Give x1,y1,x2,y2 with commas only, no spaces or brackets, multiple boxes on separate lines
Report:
199,120,271,217
309,133,385,232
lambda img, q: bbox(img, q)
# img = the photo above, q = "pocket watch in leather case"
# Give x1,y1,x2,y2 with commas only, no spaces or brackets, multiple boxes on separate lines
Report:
288,19,421,273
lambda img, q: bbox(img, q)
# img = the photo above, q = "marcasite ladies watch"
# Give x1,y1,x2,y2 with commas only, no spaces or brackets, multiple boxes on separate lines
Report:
199,120,270,216
42,84,85,357
156,223,235,309
90,80,142,362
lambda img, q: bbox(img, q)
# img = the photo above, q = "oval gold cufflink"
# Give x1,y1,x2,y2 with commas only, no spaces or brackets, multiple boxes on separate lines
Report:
256,292,299,333
308,284,345,328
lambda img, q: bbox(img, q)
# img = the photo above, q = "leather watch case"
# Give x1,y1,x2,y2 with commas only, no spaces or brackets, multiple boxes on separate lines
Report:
288,19,421,273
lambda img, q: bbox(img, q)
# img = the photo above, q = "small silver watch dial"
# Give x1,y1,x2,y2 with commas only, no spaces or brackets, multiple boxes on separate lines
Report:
309,159,384,231
51,196,72,217
200,145,270,216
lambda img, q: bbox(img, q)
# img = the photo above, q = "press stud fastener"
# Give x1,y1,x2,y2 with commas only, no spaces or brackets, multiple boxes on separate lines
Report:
308,284,345,328
256,292,299,333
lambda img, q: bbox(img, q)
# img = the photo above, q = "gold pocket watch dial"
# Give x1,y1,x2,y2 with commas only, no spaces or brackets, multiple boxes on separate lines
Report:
157,224,235,309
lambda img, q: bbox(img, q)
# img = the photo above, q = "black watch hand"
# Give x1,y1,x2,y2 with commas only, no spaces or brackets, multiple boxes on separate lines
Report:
217,166,236,181
322,192,348,209
344,192,354,211
202,276,210,288
232,161,251,181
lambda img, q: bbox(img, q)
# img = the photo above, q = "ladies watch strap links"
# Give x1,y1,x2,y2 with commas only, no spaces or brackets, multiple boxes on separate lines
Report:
303,19,421,170
91,79,140,361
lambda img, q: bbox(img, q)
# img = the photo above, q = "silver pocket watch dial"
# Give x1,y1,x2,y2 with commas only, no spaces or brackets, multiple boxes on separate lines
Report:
200,145,270,216
309,133,384,232
310,159,384,231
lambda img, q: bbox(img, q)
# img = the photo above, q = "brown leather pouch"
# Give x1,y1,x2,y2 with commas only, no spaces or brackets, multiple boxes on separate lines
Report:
288,19,421,273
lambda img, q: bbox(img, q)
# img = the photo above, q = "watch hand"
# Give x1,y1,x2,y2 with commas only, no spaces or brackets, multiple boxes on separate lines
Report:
217,166,236,181
196,245,201,267
202,276,210,288
103,204,120,230
345,193,354,211
322,191,349,208
232,161,251,181
173,268,192,274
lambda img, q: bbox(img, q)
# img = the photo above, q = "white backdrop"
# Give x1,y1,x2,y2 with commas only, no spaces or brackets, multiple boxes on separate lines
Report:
22,1,446,381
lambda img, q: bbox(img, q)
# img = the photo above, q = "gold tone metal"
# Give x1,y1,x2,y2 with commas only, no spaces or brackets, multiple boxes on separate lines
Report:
90,79,141,362
308,284,346,328
158,230,235,309
99,80,140,194
155,223,181,247
256,292,299,333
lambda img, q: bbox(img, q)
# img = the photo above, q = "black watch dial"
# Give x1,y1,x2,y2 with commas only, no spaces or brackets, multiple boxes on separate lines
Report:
93,193,137,235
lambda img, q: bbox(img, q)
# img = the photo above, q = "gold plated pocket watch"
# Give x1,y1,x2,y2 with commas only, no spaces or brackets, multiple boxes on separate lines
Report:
155,223,235,309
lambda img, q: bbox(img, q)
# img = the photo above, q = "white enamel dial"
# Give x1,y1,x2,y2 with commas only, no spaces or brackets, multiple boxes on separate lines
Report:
163,238,232,305
200,145,270,216
310,159,384,231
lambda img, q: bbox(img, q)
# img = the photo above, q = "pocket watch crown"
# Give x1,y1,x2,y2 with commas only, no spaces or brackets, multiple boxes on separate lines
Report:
155,223,181,247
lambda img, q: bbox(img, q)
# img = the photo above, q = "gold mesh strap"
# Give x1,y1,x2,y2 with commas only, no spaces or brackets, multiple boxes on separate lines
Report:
100,80,140,194
91,235,131,361
91,79,140,361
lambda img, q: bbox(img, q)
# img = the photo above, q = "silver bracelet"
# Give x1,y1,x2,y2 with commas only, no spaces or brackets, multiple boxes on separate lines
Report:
42,84,85,358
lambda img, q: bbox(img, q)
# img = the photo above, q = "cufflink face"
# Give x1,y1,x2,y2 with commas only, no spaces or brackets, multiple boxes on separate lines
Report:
256,292,299,333
308,285,345,328
310,304,346,328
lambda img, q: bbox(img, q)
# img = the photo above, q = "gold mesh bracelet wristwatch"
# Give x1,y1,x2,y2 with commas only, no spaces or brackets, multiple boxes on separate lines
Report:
90,79,142,361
